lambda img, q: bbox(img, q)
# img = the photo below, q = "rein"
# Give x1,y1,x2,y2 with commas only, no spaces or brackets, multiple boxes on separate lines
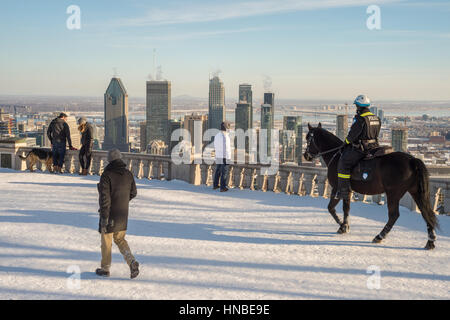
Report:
307,134,344,159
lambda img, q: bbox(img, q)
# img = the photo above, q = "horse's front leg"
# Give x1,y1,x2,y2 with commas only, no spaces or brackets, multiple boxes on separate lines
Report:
327,192,342,227
337,198,351,234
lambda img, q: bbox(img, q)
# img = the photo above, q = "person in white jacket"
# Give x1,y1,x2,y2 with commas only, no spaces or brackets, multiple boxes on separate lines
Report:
213,121,232,192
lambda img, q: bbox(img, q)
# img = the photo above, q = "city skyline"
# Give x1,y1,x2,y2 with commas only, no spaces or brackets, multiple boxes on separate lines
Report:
1,1,450,101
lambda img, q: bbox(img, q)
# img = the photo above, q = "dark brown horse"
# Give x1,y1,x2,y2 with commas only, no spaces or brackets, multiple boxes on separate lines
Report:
303,123,439,250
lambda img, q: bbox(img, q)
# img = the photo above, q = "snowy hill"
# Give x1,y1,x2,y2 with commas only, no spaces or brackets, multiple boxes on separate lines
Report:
0,168,449,299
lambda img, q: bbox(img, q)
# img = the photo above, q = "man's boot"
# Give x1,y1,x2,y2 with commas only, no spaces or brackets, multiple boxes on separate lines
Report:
95,268,110,277
335,176,351,200
130,260,139,279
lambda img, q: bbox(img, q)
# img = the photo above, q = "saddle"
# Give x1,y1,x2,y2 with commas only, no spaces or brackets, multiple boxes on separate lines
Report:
351,146,393,181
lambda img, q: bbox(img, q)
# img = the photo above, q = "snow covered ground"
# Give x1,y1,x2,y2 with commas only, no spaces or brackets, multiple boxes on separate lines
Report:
0,168,449,300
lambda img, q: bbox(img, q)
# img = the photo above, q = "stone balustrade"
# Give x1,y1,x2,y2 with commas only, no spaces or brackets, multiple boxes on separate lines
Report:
3,146,449,215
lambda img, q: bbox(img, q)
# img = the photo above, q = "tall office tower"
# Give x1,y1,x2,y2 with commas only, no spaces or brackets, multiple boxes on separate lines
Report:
260,104,274,157
184,113,208,150
392,128,408,152
235,102,252,132
208,76,225,130
239,84,253,126
369,106,378,117
336,114,348,141
378,109,385,123
140,121,147,152
103,77,130,152
280,129,296,163
146,80,172,148
264,92,275,110
168,119,183,152
235,102,252,152
283,116,303,165
65,115,81,149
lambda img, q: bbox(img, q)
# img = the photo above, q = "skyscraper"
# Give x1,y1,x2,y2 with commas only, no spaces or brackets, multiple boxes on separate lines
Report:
283,116,303,165
208,76,225,130
169,119,183,153
392,128,408,152
184,113,208,154
65,115,81,149
336,114,348,141
235,102,252,153
264,92,275,110
139,121,147,152
260,104,274,157
146,80,171,148
239,84,253,126
235,102,252,132
103,77,130,152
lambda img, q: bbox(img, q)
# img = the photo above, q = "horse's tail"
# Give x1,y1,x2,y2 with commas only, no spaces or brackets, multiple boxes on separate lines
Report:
410,157,439,230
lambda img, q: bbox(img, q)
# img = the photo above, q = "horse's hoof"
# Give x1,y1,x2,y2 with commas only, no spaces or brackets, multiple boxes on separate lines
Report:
372,235,383,243
337,224,349,234
424,240,435,250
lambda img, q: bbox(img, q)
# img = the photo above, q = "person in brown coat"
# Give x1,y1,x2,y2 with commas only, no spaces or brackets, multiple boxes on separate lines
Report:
95,149,139,279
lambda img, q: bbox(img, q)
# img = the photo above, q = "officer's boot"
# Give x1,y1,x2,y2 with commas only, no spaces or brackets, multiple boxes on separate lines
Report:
335,176,351,200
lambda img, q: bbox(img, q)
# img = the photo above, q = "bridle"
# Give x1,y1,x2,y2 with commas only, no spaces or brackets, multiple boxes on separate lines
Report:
305,131,344,164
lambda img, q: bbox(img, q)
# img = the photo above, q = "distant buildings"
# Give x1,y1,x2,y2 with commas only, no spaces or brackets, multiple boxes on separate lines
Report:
0,108,18,137
65,115,81,149
392,127,408,152
336,114,348,141
169,119,183,153
239,84,253,127
103,77,130,152
184,113,208,152
139,122,147,152
260,104,274,157
146,80,172,149
208,76,225,130
264,92,275,110
283,116,303,165
235,102,252,153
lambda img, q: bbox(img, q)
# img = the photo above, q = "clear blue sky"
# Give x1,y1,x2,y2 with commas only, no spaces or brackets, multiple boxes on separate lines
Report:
1,0,449,101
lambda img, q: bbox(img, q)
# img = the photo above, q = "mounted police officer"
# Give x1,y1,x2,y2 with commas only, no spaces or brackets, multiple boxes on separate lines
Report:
335,95,381,199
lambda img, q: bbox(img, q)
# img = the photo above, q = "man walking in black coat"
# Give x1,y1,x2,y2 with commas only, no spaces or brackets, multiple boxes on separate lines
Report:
96,149,139,279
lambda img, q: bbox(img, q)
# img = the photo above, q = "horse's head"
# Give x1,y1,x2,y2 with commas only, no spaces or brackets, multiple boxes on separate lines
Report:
303,122,322,162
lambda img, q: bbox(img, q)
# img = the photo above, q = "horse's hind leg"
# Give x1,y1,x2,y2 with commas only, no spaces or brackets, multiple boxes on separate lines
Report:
373,193,401,243
409,191,437,250
327,194,342,227
338,198,351,234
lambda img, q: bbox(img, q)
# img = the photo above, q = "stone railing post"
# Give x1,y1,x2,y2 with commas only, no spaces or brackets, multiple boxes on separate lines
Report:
147,161,154,180
316,175,329,198
137,159,144,179
227,166,235,189
297,173,305,196
63,152,75,173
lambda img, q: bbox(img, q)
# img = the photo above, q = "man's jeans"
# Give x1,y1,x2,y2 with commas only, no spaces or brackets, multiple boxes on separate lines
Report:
52,142,66,167
213,158,229,190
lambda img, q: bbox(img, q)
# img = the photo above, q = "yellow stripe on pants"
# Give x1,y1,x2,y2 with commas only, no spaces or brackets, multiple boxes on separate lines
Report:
338,173,351,179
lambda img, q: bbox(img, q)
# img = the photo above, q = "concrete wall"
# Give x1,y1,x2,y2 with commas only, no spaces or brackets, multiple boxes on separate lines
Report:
8,146,450,215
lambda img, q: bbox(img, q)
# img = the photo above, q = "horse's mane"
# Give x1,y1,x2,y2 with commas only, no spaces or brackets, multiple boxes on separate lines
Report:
316,127,343,146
